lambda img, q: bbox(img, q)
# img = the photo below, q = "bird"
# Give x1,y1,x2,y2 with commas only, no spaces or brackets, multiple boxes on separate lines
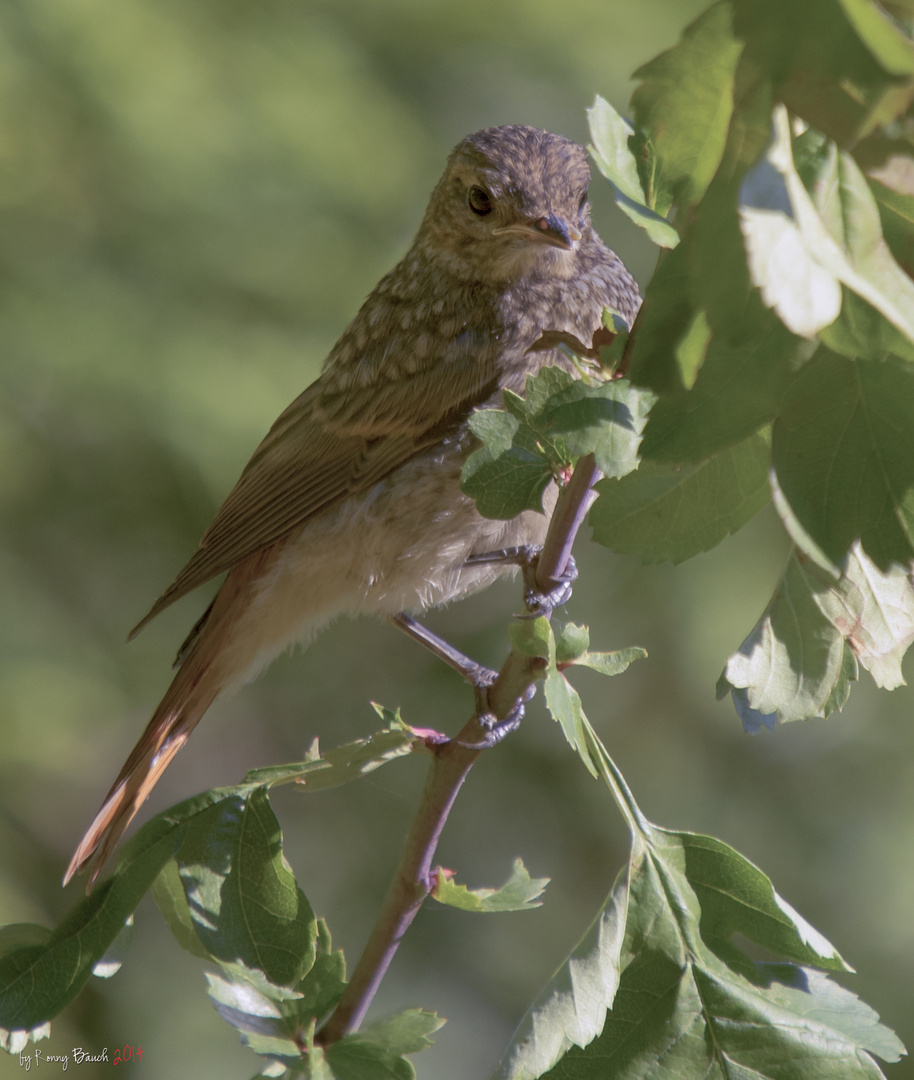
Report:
65,124,641,887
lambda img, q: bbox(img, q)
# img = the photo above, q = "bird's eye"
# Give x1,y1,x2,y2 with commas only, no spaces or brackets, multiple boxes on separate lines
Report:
578,189,589,213
467,186,493,216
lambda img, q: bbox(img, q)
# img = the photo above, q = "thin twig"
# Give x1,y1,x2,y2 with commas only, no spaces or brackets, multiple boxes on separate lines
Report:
535,452,600,592
318,454,602,1044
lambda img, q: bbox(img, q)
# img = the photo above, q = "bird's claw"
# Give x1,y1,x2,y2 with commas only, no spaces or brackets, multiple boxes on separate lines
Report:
521,552,577,617
466,545,577,616
466,681,536,747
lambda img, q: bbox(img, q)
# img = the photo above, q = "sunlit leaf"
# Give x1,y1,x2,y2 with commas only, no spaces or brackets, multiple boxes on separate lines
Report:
810,541,914,690
720,552,852,726
632,3,744,207
491,868,629,1079
587,96,679,248
433,859,549,913
172,789,317,989
495,749,904,1079
740,106,914,340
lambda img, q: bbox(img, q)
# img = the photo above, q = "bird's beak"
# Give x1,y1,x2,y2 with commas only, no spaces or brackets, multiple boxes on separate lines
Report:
493,213,582,250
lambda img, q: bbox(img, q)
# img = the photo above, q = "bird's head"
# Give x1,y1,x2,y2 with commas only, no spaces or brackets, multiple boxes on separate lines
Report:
420,125,593,284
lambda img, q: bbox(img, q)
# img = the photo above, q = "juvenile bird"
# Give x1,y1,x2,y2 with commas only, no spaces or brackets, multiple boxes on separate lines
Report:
66,124,641,885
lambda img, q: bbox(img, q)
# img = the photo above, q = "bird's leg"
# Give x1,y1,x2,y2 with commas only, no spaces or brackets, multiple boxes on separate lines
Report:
464,545,578,616
389,613,528,746
390,613,496,688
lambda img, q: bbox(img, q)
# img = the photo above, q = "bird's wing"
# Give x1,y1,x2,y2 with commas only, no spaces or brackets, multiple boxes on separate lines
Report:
129,332,504,637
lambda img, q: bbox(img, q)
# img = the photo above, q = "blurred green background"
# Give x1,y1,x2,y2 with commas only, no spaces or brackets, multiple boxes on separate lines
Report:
1,0,912,1076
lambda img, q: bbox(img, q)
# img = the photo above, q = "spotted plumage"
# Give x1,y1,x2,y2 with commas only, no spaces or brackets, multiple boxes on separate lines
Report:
67,125,641,886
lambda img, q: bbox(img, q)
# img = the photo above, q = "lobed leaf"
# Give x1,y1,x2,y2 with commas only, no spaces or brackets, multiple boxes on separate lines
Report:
740,106,914,341
772,349,914,570
631,2,744,207
810,542,914,690
432,859,549,913
720,551,852,727
587,96,680,249
495,742,904,1079
591,431,771,565
462,368,653,520
639,301,812,464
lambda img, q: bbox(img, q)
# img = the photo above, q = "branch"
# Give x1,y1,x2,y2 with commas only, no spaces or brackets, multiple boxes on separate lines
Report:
318,454,602,1044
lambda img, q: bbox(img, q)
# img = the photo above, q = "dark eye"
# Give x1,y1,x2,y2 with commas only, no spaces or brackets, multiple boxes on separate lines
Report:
578,189,589,213
467,186,493,216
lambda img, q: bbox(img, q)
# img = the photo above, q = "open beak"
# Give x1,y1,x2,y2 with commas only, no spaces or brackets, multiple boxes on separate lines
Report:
493,212,582,250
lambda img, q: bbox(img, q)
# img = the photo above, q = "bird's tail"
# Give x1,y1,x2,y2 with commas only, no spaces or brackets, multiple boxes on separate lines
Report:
64,547,282,890
63,636,222,889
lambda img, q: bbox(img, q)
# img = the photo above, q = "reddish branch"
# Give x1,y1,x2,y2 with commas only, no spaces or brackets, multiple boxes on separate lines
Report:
318,454,600,1044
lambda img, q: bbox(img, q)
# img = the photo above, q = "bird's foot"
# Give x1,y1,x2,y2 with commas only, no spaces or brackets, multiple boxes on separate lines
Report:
465,545,577,616
465,682,537,748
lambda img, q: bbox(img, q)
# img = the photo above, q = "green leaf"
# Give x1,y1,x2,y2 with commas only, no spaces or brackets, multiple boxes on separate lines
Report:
586,97,647,207
536,379,654,480
673,831,849,971
591,432,771,564
323,1010,444,1080
640,303,812,463
91,914,134,978
733,0,914,144
462,369,653,519
348,1010,444,1057
587,96,680,248
821,287,914,362
173,789,317,989
491,868,629,1080
461,431,555,520
518,367,577,415
809,541,914,690
631,2,744,207
673,307,711,389
544,667,599,779
740,106,914,341
548,830,901,1076
720,552,853,727
837,0,914,75
206,971,306,1061
468,406,521,455
153,859,221,961
772,349,914,570
496,743,904,1079
575,648,648,678
207,920,346,1066
625,241,698,394
538,620,600,777
551,623,647,676
868,176,914,279
0,811,184,1033
554,622,591,664
689,66,775,340
432,858,549,913
245,725,423,793
293,919,347,1028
